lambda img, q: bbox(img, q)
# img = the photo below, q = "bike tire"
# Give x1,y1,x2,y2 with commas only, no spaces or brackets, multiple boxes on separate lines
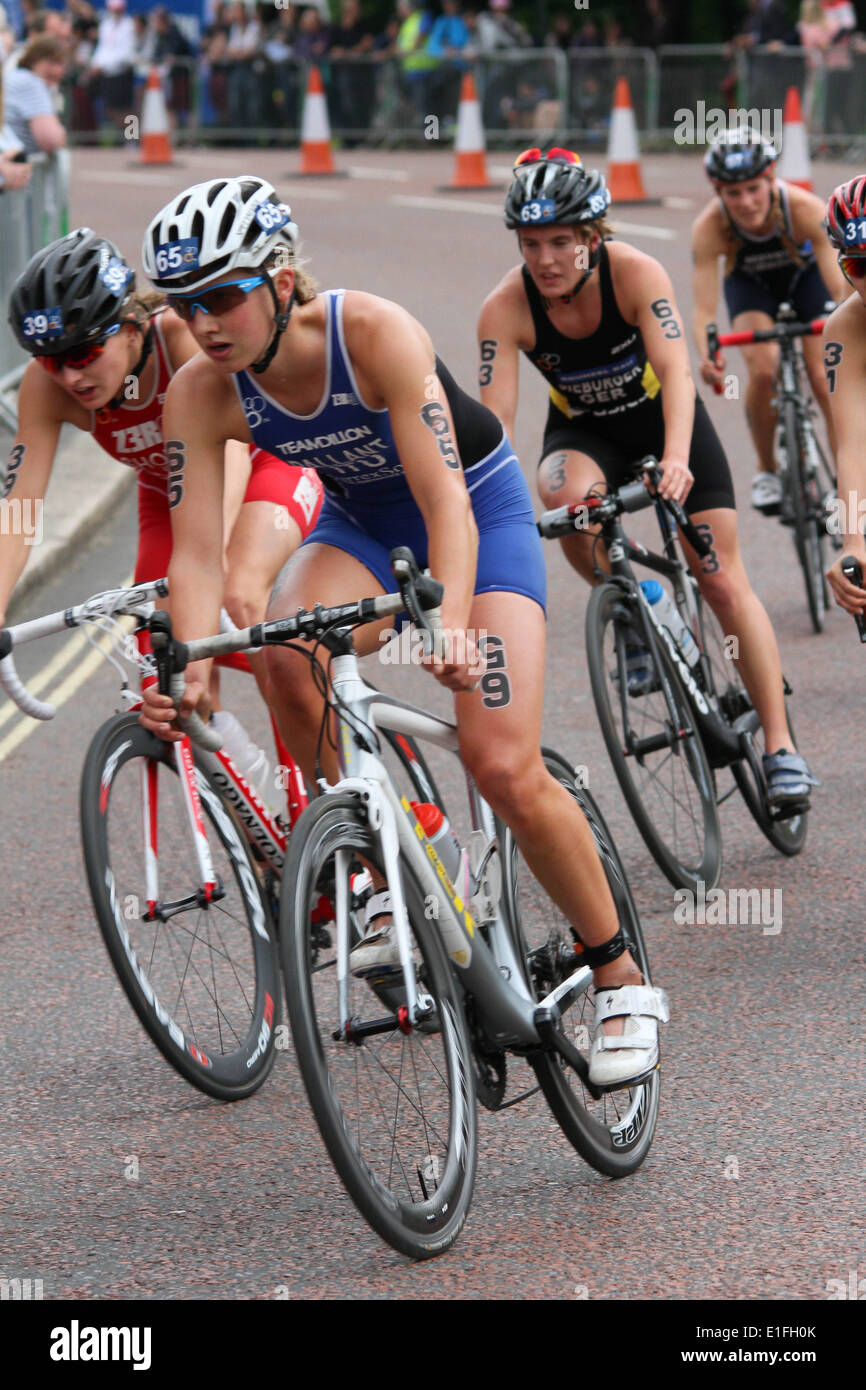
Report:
695,598,808,856
500,750,660,1177
783,399,829,635
80,712,280,1101
586,581,722,892
281,791,477,1259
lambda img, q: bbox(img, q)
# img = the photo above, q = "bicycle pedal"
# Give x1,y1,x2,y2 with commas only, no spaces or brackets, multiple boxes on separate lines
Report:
592,1059,660,1095
768,798,809,822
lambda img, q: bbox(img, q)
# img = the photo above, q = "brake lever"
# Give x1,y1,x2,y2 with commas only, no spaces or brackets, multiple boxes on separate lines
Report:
841,556,866,642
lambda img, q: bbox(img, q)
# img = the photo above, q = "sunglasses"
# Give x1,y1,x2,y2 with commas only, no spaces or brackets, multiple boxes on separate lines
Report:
839,253,866,283
513,146,581,169
35,322,122,375
166,275,266,321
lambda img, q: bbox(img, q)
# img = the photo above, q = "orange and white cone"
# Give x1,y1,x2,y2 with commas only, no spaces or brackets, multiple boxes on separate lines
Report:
606,76,657,204
139,67,173,165
294,65,347,177
776,86,813,192
439,72,492,191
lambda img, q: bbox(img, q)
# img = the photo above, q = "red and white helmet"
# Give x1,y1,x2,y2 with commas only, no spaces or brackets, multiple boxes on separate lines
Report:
825,176,866,253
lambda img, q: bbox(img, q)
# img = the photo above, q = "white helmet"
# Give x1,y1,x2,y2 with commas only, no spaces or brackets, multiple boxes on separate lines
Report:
142,176,298,291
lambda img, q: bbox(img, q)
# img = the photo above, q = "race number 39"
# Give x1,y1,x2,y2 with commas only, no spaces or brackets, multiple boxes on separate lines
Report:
478,634,511,709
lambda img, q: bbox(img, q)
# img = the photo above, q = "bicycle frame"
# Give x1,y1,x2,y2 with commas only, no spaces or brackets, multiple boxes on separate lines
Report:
323,644,597,1074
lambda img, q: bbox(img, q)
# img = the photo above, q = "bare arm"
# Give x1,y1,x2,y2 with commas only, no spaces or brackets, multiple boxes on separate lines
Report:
790,187,848,307
822,299,866,609
222,440,252,553
356,300,479,684
0,365,64,624
476,282,522,439
28,113,66,152
630,259,695,500
690,207,726,384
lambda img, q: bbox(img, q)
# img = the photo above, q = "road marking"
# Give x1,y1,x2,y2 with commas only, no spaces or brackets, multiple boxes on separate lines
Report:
0,625,130,763
391,194,504,216
611,219,675,241
663,195,694,209
348,166,410,182
391,194,676,239
77,168,187,186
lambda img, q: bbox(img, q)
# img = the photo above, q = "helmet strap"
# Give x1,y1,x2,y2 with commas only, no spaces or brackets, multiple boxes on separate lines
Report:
542,239,601,308
107,321,153,410
251,275,295,375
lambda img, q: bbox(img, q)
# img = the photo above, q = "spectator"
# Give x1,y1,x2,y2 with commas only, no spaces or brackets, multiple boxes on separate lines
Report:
602,15,631,48
475,1,532,52
0,63,31,189
734,0,795,47
394,0,436,118
263,3,296,62
427,0,470,61
224,0,263,130
571,15,603,48
329,0,375,145
151,7,194,127
293,5,329,62
88,0,136,125
3,33,66,151
427,0,472,128
637,0,672,50
545,14,573,51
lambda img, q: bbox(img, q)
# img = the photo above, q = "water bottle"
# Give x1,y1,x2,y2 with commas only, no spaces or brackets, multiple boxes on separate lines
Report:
410,801,469,899
640,579,699,667
210,709,284,820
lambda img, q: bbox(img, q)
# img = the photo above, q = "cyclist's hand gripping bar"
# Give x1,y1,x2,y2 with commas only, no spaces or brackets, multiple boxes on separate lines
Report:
840,556,866,642
706,322,724,395
149,610,223,752
389,546,445,658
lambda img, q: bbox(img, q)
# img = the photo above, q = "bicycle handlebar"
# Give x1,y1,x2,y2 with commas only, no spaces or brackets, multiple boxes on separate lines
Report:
840,556,866,643
705,316,826,395
536,457,712,558
0,578,169,721
149,549,447,752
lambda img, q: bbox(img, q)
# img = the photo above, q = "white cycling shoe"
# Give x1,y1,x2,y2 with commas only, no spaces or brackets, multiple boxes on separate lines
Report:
349,891,400,977
751,471,783,514
588,983,670,1089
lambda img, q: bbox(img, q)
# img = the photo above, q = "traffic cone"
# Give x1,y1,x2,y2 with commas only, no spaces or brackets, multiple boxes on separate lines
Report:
606,77,659,205
138,67,174,165
776,86,813,192
293,65,347,178
438,72,492,192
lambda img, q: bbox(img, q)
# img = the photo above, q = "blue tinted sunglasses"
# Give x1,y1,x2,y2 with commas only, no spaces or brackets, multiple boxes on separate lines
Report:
166,275,266,321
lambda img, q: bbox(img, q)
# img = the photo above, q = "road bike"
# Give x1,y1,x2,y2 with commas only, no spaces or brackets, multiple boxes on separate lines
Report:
0,578,434,1101
538,459,808,894
707,304,840,634
149,548,662,1259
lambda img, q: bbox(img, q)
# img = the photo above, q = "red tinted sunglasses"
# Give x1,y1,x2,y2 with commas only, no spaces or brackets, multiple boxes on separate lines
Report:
839,253,866,283
513,146,582,169
36,322,122,375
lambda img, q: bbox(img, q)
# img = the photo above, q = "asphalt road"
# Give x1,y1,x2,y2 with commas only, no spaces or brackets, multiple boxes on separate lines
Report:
1,147,864,1303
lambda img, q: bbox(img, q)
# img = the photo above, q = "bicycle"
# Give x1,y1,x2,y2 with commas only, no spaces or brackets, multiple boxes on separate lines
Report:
149,547,662,1259
0,578,436,1102
707,303,840,634
538,459,808,895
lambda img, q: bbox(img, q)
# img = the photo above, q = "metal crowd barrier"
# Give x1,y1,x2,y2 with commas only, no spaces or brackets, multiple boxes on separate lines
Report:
59,47,866,148
0,150,69,434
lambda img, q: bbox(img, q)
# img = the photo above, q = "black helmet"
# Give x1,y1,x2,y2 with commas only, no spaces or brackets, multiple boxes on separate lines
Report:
704,128,777,184
8,228,135,355
505,147,611,229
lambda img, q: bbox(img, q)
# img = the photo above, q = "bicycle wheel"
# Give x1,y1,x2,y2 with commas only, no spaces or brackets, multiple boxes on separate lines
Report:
696,598,808,856
281,791,477,1259
499,750,660,1177
586,581,722,892
783,400,829,634
80,712,280,1101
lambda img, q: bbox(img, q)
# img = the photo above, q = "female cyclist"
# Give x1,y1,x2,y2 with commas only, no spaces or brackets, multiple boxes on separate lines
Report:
136,173,669,1091
691,127,844,513
477,147,816,808
821,177,866,615
2,229,323,729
